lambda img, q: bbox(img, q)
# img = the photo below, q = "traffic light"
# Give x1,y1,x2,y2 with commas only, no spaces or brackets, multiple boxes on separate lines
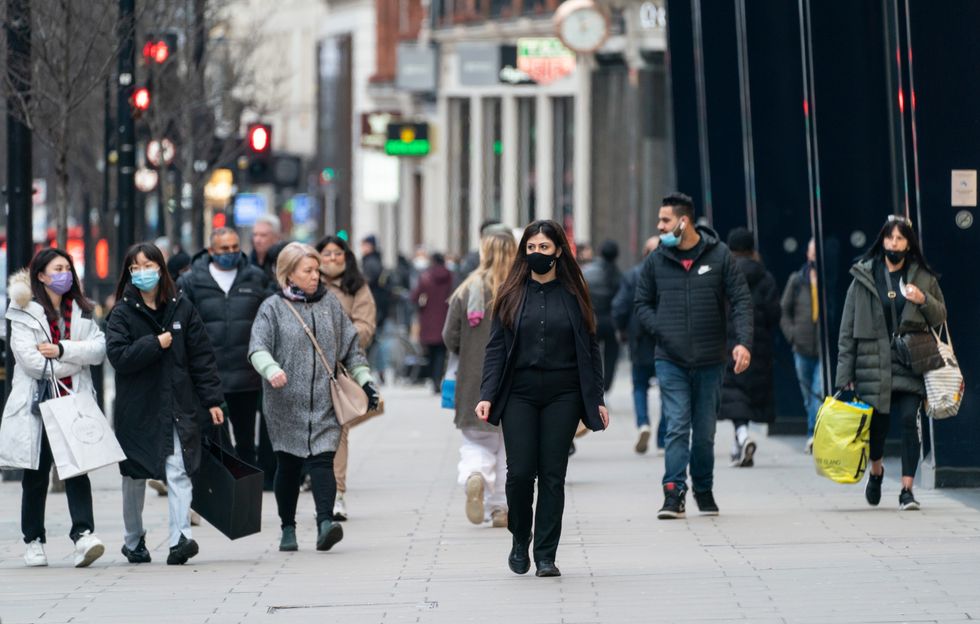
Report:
245,123,272,183
142,33,178,65
130,86,151,118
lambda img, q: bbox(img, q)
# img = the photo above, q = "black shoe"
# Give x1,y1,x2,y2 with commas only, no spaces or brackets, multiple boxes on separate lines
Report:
316,520,344,551
121,536,151,564
657,483,686,519
568,442,576,457
535,560,561,577
166,535,199,565
865,470,884,506
694,490,720,515
899,488,920,511
508,538,531,575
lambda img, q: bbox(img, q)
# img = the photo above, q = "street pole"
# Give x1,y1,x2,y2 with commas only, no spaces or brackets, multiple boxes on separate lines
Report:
116,0,137,266
3,0,32,478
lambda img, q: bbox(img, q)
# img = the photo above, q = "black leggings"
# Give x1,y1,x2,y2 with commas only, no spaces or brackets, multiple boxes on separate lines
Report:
225,391,260,466
502,367,584,563
274,451,336,528
869,391,922,478
22,431,94,543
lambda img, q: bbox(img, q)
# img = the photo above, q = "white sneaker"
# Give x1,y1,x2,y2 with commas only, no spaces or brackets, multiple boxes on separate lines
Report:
805,437,814,455
73,531,105,568
24,539,48,567
465,473,485,525
635,425,652,454
333,492,348,521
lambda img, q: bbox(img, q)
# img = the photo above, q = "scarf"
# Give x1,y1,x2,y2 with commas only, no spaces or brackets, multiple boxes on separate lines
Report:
48,297,73,393
278,283,327,303
465,279,487,327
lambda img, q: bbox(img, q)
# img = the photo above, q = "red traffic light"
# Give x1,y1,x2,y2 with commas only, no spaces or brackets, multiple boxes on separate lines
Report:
143,40,170,64
132,87,151,111
247,124,271,153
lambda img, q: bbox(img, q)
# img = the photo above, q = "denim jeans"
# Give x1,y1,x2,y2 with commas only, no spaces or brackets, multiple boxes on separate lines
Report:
794,353,822,436
632,363,667,448
122,428,193,549
656,359,725,493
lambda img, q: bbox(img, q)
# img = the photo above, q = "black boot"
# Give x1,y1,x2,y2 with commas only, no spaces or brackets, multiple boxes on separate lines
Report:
508,537,531,575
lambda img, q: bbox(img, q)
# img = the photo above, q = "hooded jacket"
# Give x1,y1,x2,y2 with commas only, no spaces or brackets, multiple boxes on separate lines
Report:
780,264,820,359
0,270,106,470
634,225,754,367
177,250,272,394
412,263,454,346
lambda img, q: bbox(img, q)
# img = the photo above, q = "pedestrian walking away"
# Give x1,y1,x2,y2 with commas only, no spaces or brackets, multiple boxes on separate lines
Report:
0,250,107,568
412,252,454,393
316,234,378,521
780,238,823,452
634,193,753,520
719,228,781,468
612,235,666,455
477,220,609,578
106,243,226,566
178,228,272,468
249,243,380,553
443,230,517,529
583,240,624,393
836,216,946,511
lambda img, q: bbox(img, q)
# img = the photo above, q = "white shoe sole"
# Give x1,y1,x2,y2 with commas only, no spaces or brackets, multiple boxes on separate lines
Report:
465,475,485,525
900,501,921,511
635,430,652,454
24,558,48,567
75,543,105,568
656,510,685,520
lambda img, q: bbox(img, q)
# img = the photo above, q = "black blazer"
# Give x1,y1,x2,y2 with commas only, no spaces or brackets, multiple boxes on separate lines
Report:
480,282,606,431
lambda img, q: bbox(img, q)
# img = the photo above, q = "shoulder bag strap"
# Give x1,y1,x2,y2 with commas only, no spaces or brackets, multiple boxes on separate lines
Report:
882,266,900,340
283,300,336,380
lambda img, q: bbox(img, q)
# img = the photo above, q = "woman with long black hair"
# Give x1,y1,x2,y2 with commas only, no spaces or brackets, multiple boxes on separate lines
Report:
0,249,106,567
476,220,609,578
836,215,946,510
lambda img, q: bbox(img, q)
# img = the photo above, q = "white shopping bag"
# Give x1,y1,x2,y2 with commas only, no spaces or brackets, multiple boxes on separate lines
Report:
39,381,127,479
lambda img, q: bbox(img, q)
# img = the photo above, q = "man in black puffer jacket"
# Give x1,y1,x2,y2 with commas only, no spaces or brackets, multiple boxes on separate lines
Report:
634,193,753,520
178,228,272,466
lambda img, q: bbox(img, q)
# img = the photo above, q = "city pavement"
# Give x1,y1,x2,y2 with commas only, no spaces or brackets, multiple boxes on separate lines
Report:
2,373,980,624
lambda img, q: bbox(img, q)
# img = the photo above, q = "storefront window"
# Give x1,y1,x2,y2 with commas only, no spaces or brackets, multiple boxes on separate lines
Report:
449,98,472,253
482,98,503,221
552,96,574,238
517,97,536,225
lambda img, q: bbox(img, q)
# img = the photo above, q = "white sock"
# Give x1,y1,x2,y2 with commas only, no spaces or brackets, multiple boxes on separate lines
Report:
735,425,749,446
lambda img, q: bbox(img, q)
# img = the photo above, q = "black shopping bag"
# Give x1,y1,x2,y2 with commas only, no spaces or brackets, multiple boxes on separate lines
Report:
191,438,264,540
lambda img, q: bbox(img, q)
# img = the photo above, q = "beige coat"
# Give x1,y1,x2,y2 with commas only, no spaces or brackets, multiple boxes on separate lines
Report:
325,281,377,349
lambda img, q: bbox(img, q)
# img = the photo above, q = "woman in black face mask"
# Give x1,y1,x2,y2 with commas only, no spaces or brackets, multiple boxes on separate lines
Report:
476,220,609,578
835,215,946,510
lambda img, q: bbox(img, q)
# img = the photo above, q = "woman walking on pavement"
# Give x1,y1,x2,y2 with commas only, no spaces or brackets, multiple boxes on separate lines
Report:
443,230,517,528
0,250,107,567
836,216,946,510
248,243,380,552
476,220,609,578
107,243,226,565
315,235,377,522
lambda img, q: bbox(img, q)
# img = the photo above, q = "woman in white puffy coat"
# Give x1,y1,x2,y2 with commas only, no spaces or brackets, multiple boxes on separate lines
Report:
0,249,107,568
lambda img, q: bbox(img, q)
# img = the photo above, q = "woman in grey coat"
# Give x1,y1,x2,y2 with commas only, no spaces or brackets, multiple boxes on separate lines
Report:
249,243,379,552
836,216,946,511
442,230,516,528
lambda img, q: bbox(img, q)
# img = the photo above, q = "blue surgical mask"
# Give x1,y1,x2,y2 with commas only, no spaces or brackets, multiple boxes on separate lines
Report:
212,252,239,270
131,268,161,292
660,220,686,248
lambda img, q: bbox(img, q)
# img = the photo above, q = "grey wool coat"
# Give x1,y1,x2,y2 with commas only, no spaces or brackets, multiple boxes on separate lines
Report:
248,292,368,456
442,283,497,432
835,258,946,414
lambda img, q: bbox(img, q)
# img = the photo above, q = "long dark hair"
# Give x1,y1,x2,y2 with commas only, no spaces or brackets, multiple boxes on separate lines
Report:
861,216,937,276
493,219,597,334
114,242,178,308
29,248,94,323
315,235,367,296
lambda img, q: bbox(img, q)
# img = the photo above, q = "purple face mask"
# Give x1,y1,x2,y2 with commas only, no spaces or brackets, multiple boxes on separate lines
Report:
46,271,74,295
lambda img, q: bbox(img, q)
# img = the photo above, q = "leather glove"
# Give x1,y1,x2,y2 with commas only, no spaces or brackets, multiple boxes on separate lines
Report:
362,382,380,411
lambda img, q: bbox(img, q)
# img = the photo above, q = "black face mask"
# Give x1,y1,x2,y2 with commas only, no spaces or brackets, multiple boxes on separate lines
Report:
527,252,558,275
884,249,908,264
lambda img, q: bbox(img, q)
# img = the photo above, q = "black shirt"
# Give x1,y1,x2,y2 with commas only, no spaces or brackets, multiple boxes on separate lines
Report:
875,261,908,336
674,237,707,269
515,279,577,370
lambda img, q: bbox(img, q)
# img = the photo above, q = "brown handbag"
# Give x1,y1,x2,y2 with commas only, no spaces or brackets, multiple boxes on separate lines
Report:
284,301,369,426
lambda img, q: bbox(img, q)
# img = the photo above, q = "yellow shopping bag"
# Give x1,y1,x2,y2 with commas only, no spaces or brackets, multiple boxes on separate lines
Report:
812,394,873,484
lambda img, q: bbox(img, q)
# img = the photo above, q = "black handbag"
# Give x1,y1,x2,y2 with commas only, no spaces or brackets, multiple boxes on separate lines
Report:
191,438,264,540
883,268,943,374
30,360,56,417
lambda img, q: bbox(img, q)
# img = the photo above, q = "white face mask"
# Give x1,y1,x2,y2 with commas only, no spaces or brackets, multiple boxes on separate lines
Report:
413,257,430,271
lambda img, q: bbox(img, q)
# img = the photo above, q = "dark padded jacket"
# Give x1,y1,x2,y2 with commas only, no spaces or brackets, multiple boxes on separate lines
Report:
780,264,820,358
612,263,656,367
177,250,272,394
583,258,622,330
633,225,754,367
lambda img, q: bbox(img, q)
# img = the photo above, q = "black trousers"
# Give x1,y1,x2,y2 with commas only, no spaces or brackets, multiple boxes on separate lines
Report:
22,430,95,543
274,450,336,528
425,343,448,392
502,367,584,563
225,391,260,467
596,320,620,392
869,391,922,478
